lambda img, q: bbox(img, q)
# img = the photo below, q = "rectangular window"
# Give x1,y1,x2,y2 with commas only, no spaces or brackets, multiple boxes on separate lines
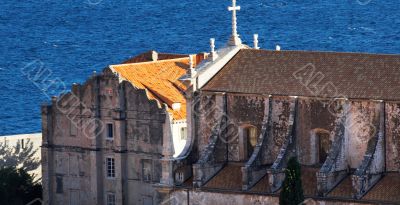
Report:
107,123,113,139
70,123,77,137
106,193,116,205
56,176,63,194
106,157,115,178
142,159,152,182
180,127,187,140
21,139,25,149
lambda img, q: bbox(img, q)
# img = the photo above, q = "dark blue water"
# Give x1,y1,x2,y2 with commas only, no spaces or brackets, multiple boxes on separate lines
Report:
0,0,399,135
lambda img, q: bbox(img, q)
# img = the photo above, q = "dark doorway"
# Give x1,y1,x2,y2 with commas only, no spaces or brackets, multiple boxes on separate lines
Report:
240,126,258,161
318,132,331,164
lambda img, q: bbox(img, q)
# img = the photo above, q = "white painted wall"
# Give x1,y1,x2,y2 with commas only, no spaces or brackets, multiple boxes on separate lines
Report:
0,133,42,180
172,120,187,157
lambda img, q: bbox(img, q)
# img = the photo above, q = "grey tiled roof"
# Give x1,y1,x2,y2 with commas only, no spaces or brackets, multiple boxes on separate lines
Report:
203,49,400,100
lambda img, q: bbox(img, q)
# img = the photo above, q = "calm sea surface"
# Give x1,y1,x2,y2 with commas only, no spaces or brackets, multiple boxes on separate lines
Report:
0,0,399,135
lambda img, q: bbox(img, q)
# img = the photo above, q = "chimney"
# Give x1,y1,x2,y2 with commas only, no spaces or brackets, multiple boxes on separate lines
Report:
276,45,281,51
253,34,260,49
152,51,158,61
172,102,181,111
189,55,197,78
189,55,194,70
210,38,218,61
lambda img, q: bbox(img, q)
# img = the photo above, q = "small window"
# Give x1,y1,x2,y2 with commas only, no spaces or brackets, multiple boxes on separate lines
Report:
21,139,25,149
107,123,114,139
177,172,184,182
106,193,116,205
56,176,63,194
106,157,115,178
70,124,77,137
180,127,187,140
142,160,152,182
248,127,257,147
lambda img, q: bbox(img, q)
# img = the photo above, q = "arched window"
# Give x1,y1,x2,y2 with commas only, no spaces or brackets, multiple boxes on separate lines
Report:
318,132,331,164
312,129,331,165
239,125,258,161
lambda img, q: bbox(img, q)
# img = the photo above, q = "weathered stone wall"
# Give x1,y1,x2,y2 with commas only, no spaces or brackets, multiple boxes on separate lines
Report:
42,69,165,205
196,92,228,163
345,101,377,168
168,190,374,205
226,94,267,162
197,93,218,153
385,102,400,172
197,94,296,164
264,96,293,165
194,92,395,171
296,98,341,165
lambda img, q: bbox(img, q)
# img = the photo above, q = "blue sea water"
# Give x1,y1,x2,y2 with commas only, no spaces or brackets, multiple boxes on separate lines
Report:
0,0,399,135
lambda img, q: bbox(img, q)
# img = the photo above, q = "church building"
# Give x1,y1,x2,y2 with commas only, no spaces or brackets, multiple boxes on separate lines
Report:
42,0,400,204
157,1,400,204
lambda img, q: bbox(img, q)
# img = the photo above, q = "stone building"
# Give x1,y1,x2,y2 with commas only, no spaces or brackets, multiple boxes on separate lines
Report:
157,1,400,205
42,1,400,204
41,51,205,205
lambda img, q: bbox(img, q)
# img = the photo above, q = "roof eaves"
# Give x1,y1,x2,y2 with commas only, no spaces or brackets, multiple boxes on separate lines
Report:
195,44,248,90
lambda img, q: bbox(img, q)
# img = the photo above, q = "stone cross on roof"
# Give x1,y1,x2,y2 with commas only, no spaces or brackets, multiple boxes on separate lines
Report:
228,0,242,46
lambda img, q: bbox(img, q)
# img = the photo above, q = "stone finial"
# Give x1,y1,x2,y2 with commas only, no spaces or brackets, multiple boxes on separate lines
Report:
210,38,218,61
152,51,158,61
228,0,242,46
188,55,197,77
253,34,260,49
189,54,194,70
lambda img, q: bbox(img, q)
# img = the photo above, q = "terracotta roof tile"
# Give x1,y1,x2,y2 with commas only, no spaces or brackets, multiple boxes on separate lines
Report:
203,49,400,100
301,166,319,197
327,175,353,198
122,51,188,64
112,57,191,120
250,173,273,193
203,164,243,191
362,173,400,203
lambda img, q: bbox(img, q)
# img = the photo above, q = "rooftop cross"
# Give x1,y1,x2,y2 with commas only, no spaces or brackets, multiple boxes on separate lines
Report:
228,0,242,46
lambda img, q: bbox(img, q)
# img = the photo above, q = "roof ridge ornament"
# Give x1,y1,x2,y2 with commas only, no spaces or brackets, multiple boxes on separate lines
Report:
228,0,242,46
210,38,218,61
253,34,260,49
188,54,197,78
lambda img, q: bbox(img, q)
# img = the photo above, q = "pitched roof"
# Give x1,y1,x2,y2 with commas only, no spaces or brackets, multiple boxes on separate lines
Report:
111,57,191,120
203,164,243,191
362,173,400,202
122,50,188,64
327,175,353,198
203,49,400,100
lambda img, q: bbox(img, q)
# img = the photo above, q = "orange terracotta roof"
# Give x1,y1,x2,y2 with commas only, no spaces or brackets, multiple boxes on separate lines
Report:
111,57,192,120
122,50,188,64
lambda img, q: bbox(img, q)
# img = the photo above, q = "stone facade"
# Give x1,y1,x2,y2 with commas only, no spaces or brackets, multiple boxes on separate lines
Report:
157,38,400,204
40,8,400,203
42,68,169,205
168,190,375,205
160,90,400,204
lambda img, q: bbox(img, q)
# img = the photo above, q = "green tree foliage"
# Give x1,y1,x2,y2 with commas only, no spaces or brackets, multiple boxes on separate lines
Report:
0,167,42,205
0,139,42,204
279,157,305,205
0,139,40,174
